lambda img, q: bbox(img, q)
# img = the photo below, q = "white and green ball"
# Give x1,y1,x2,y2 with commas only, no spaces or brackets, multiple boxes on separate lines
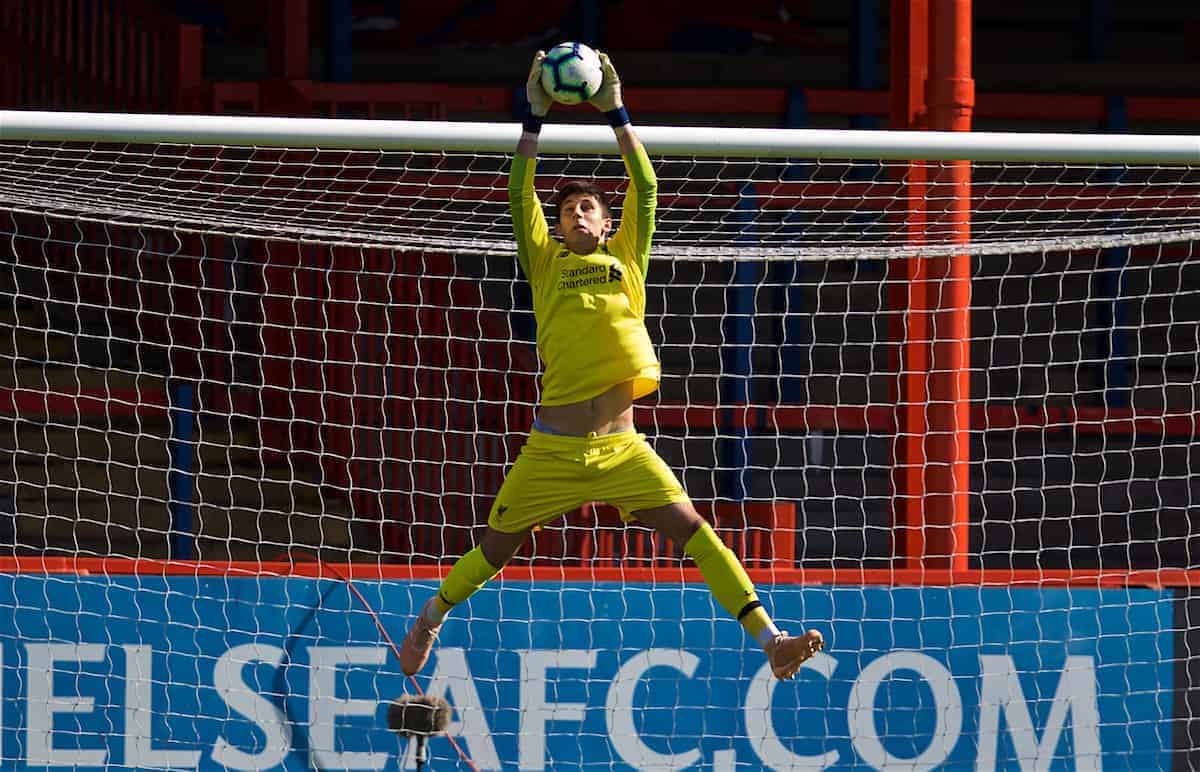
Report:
540,42,603,105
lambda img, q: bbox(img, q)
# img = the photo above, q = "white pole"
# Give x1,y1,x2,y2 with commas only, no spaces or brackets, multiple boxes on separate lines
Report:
2,110,1198,164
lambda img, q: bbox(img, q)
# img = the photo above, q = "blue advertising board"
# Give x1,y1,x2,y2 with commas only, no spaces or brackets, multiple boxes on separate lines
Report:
0,575,1175,770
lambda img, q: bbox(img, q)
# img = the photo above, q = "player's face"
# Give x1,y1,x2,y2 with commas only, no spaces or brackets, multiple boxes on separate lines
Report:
556,193,612,254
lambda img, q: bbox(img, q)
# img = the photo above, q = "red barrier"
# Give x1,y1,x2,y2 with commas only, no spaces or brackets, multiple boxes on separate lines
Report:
573,501,795,569
3,556,1198,589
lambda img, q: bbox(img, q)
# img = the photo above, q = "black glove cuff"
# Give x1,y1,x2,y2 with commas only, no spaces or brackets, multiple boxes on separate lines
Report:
522,107,544,134
605,106,630,128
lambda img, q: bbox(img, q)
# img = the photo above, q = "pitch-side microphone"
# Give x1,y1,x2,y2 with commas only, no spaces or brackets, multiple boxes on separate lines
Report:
388,694,451,770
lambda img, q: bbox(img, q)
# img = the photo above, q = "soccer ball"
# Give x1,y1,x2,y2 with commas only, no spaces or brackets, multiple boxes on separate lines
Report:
540,42,603,105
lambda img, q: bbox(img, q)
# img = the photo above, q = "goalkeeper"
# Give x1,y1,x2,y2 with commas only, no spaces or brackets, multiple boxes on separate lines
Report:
400,51,824,680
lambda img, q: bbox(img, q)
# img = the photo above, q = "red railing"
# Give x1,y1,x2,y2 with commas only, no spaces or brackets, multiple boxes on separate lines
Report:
8,388,1197,441
2,556,1198,589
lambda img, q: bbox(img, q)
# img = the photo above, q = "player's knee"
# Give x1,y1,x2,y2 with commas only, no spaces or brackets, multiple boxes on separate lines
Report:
480,527,527,568
637,502,705,546
679,514,705,542
673,502,707,537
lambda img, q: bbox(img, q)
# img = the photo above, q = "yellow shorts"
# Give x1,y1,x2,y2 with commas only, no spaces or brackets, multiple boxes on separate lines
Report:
486,428,691,534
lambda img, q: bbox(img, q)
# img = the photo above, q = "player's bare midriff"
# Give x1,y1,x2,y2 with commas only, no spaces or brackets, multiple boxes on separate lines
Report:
535,380,635,436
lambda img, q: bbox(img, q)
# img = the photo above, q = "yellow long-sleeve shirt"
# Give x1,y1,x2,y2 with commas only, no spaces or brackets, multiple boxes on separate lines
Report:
508,146,660,406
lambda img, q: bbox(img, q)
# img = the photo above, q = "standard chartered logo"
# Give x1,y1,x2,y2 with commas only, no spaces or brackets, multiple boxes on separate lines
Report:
556,262,620,291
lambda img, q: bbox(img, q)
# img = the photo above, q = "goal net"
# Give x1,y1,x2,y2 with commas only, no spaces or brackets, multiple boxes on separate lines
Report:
0,111,1197,769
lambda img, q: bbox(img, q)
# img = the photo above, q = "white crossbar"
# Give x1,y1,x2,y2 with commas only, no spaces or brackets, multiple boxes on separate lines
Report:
2,109,1198,163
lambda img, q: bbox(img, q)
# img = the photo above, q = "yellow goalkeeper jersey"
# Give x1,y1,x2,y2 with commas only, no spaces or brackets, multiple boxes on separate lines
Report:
508,147,660,406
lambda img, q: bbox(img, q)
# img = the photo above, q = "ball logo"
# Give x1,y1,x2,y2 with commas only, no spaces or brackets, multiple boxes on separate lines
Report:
541,42,602,105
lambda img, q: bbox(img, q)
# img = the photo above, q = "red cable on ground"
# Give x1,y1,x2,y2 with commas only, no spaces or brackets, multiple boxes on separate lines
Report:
310,557,480,772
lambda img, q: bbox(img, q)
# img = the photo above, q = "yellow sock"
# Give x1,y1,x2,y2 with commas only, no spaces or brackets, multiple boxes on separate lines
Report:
683,523,778,643
423,546,501,624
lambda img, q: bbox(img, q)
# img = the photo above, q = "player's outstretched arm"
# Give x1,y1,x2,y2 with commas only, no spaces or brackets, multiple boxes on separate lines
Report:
590,52,656,273
510,51,554,278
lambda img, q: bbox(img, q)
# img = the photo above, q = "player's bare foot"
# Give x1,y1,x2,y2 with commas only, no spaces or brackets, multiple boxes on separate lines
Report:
764,629,825,680
399,615,442,676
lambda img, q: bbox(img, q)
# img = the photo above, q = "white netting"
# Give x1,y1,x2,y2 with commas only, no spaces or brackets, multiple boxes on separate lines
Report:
3,140,1199,259
0,122,1195,768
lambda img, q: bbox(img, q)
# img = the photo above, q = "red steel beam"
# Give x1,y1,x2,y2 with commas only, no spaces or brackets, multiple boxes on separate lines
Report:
923,0,974,571
890,0,931,570
6,388,1198,439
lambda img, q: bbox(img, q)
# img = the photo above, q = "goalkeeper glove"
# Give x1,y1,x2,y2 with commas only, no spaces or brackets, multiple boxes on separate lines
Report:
588,52,623,112
525,51,552,118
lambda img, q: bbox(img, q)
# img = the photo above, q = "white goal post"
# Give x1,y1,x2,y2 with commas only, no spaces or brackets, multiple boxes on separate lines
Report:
0,110,1197,769
4,109,1199,160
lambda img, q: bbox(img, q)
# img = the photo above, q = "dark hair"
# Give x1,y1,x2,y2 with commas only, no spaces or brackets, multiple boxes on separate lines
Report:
552,180,611,218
